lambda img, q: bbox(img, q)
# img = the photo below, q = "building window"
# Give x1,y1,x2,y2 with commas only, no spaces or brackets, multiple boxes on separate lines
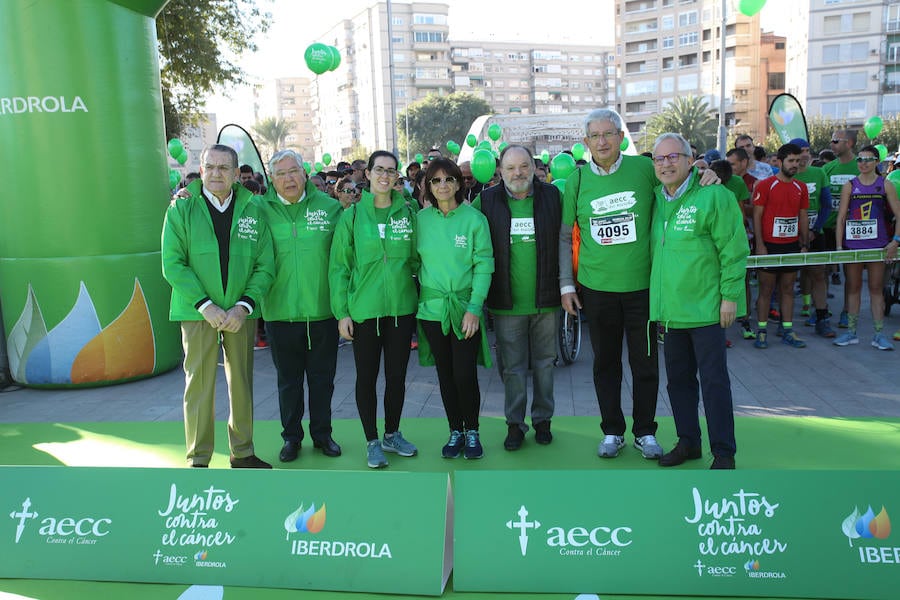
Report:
414,31,447,43
678,10,698,27
662,36,674,49
413,13,447,25
662,15,674,30
679,32,698,46
768,72,785,89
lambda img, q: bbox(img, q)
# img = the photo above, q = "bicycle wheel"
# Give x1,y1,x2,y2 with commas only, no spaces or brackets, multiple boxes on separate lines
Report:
557,309,582,365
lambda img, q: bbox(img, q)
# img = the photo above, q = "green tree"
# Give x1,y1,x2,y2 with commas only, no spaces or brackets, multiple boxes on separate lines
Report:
252,116,292,162
156,0,271,139
640,95,717,153
398,93,493,158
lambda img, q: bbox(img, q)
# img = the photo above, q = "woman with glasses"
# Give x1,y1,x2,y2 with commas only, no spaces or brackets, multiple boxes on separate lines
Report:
335,176,359,209
834,145,900,350
415,158,494,459
329,150,420,468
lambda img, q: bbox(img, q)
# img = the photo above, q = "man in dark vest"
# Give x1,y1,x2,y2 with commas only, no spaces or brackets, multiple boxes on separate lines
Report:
474,145,562,450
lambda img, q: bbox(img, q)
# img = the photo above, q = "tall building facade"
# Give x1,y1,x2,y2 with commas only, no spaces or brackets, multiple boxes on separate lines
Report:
260,77,316,160
786,0,900,123
615,0,772,143
450,41,615,116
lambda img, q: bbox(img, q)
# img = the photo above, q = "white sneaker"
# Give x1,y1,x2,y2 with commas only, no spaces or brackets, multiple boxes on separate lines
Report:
597,434,625,458
634,434,663,459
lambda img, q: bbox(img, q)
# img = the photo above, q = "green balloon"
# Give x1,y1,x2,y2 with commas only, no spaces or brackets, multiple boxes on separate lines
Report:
864,116,884,140
471,149,496,184
498,142,509,152
887,170,900,185
876,144,888,161
620,138,630,151
167,138,184,159
738,0,766,17
447,141,461,155
540,150,550,165
487,123,502,141
327,45,341,71
176,149,188,165
168,169,181,189
304,43,331,75
322,153,332,165
303,161,311,174
572,143,586,161
477,140,492,151
466,134,478,148
550,152,577,180
314,161,324,173
551,178,567,193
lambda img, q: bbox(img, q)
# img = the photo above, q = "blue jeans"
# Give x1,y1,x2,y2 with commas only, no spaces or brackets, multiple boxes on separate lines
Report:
493,312,556,431
663,324,736,457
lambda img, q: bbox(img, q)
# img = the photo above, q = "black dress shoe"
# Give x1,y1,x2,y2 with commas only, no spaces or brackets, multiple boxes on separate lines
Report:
504,425,525,451
658,441,702,467
534,421,553,445
710,455,736,470
313,437,342,457
190,464,208,468
230,454,273,469
279,440,300,462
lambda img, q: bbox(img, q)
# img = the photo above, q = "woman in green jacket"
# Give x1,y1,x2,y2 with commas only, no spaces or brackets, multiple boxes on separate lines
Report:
329,151,419,469
416,158,495,459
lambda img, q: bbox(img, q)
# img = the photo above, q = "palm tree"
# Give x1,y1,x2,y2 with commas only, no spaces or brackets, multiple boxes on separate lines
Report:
641,95,717,153
252,116,293,161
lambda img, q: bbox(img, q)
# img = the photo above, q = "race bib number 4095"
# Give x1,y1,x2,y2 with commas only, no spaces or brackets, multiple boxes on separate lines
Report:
590,213,636,246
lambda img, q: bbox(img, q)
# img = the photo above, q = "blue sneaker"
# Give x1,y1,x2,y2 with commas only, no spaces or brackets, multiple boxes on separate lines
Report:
464,430,484,460
382,431,418,457
442,430,465,458
833,332,859,347
872,333,894,351
366,439,388,469
754,330,768,349
781,330,806,348
805,313,817,327
815,319,836,338
838,311,849,328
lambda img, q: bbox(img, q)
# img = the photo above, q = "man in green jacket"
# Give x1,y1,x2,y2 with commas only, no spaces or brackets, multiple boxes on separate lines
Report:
649,133,748,470
162,144,275,468
258,149,344,462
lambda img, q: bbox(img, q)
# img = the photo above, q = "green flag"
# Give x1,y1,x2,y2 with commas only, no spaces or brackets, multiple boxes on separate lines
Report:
768,93,809,143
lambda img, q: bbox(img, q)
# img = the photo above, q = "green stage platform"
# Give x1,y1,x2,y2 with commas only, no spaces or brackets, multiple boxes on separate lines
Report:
1,416,897,600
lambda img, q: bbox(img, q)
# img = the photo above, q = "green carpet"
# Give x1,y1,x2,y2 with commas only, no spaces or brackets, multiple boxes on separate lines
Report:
1,416,898,600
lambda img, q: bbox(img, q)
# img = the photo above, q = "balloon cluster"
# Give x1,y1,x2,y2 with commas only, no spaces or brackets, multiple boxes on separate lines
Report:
167,138,188,165
304,43,341,75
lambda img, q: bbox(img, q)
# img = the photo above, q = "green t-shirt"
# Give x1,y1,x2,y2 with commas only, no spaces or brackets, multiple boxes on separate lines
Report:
795,166,828,230
562,155,657,292
723,175,750,204
490,195,557,316
822,159,859,228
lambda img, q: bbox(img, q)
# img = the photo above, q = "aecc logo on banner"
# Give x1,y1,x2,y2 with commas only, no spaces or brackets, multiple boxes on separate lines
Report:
505,505,632,558
8,497,112,545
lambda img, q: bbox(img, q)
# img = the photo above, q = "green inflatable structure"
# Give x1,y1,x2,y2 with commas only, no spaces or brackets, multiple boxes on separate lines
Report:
0,0,181,387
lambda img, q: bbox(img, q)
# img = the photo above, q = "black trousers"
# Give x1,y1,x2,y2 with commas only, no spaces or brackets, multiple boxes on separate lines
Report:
663,324,736,457
420,319,481,432
352,314,415,441
580,286,659,438
266,319,338,443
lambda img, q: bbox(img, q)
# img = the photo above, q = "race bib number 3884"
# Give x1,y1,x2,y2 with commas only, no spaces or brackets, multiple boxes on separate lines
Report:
590,213,636,246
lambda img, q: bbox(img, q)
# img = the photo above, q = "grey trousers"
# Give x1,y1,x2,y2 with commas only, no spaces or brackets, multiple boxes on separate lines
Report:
493,312,556,432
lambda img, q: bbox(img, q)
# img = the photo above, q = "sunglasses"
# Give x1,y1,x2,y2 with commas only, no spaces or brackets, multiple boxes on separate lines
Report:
856,156,879,163
429,176,457,185
338,187,359,193
831,139,847,144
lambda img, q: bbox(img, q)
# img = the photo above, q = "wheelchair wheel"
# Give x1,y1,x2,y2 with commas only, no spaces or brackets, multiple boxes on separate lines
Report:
557,308,582,365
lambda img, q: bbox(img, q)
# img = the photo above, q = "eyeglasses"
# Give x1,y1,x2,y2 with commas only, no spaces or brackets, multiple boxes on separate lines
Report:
856,156,879,163
831,139,847,144
371,166,398,177
587,131,620,143
273,167,302,179
338,187,359,194
326,179,337,185
204,164,234,173
652,153,689,165
429,176,457,186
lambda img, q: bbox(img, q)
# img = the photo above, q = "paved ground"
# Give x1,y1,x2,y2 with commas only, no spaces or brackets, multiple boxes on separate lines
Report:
2,279,899,424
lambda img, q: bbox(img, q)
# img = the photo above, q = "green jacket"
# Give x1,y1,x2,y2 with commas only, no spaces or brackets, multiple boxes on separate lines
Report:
650,171,748,329
161,180,274,321
257,181,343,322
328,189,419,322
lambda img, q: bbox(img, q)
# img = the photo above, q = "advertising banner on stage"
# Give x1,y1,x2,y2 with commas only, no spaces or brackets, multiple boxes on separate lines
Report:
1,467,451,596
454,470,897,599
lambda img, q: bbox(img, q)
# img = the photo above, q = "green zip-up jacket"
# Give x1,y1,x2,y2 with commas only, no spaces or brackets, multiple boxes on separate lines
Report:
329,189,419,322
257,181,343,322
650,171,748,329
162,180,274,321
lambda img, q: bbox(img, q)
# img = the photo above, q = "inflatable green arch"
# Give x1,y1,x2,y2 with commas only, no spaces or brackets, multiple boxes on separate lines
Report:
0,0,181,387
